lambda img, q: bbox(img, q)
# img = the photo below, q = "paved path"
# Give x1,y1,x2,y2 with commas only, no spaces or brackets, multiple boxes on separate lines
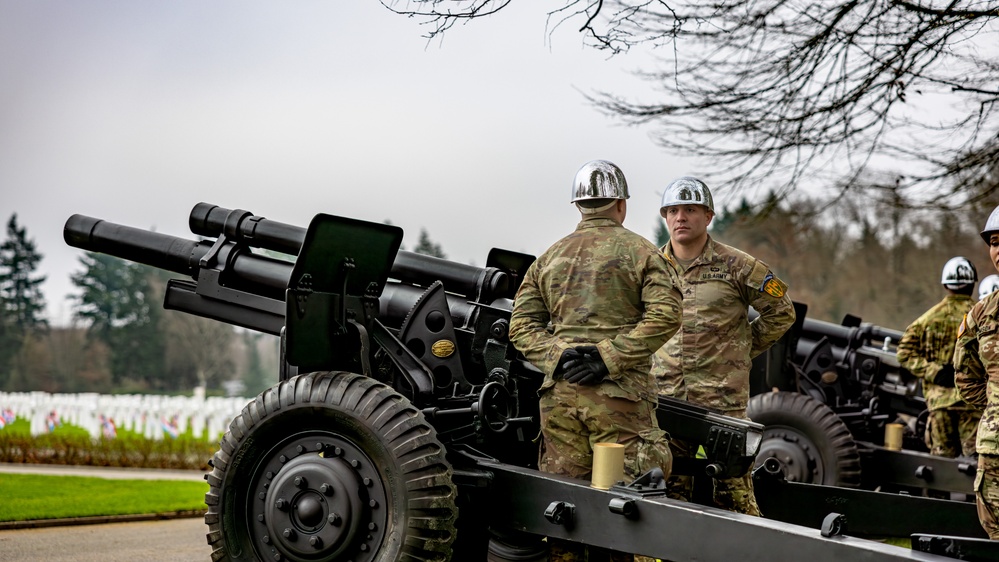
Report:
0,517,213,561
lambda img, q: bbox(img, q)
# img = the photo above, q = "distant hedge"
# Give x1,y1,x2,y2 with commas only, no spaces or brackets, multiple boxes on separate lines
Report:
0,419,215,470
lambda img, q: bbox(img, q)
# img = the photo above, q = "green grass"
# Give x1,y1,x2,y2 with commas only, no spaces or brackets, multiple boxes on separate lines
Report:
0,474,208,522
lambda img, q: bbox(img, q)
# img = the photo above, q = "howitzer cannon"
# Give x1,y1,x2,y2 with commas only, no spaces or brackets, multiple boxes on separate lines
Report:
749,305,979,499
65,204,995,561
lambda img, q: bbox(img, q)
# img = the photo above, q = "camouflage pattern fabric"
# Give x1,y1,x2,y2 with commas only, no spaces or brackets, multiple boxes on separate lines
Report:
898,294,979,457
975,454,999,539
953,290,999,457
652,236,795,412
510,216,683,404
538,381,672,481
650,236,793,516
953,291,999,537
510,216,682,562
926,408,982,458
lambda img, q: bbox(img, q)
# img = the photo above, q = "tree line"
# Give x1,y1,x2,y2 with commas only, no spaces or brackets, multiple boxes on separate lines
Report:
0,200,994,394
0,216,448,395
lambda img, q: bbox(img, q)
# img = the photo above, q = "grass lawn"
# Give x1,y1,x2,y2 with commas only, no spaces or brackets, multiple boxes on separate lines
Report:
0,474,208,522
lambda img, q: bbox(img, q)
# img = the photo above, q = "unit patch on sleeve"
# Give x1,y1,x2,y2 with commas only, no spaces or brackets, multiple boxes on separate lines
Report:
761,272,787,298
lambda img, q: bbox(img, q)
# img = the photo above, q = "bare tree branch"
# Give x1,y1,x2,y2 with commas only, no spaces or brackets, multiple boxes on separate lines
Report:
384,1,999,208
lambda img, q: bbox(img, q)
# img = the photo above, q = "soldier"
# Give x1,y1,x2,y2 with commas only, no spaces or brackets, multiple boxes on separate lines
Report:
954,206,999,540
509,160,681,561
898,257,981,458
651,176,795,516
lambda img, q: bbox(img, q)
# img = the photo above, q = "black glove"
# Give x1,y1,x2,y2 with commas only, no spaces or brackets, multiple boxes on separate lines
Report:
563,350,608,386
933,364,955,388
554,348,583,379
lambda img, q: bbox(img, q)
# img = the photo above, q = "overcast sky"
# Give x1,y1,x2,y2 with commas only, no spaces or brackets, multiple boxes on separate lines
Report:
1,1,700,326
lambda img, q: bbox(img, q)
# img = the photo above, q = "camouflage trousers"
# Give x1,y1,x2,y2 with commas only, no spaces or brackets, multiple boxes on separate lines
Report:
540,381,673,562
976,454,999,539
538,381,672,482
926,408,982,458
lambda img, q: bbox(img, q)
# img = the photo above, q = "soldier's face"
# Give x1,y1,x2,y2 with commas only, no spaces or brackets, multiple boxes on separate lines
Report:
990,234,999,272
663,205,713,245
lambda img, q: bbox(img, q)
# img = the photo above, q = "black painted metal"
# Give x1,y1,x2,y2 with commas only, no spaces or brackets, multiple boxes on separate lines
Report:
481,461,955,562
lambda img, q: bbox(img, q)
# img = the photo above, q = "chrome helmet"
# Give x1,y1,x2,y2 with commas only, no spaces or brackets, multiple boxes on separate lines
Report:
571,160,629,203
941,256,977,290
979,274,999,300
660,176,714,213
981,205,999,243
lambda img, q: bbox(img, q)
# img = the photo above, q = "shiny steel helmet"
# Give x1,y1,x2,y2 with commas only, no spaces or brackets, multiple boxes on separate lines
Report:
981,205,999,243
570,160,629,203
660,176,714,213
979,274,999,300
941,256,977,289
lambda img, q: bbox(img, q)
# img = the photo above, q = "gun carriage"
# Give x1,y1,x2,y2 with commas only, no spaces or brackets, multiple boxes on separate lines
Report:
64,204,996,561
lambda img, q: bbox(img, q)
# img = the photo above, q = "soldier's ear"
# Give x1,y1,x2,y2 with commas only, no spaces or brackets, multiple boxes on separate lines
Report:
706,210,715,225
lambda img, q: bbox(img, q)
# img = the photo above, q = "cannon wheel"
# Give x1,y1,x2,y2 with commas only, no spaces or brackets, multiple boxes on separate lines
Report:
205,371,458,562
747,391,862,488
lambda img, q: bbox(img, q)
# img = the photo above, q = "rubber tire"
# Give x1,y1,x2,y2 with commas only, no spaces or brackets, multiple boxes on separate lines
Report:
748,391,862,488
205,371,458,561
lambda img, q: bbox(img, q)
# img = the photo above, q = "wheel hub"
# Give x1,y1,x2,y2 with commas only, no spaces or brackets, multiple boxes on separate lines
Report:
757,429,822,483
251,435,387,561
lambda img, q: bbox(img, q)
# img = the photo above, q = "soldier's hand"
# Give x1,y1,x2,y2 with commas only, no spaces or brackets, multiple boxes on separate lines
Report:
934,364,955,387
563,353,608,385
554,348,584,379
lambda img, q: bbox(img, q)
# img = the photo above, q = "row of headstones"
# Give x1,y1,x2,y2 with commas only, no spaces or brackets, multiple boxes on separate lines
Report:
0,391,251,441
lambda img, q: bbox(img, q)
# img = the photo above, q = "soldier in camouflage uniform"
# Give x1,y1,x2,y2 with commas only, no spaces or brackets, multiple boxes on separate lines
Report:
651,177,795,516
898,257,981,458
510,160,682,561
954,206,999,540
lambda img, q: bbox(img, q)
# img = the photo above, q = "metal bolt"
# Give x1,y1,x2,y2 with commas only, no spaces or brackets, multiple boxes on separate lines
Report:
273,554,281,561
315,442,324,451
362,477,372,487
283,528,297,540
328,513,342,526
266,471,274,480
333,447,343,456
276,498,289,511
369,499,378,509
294,476,307,488
360,543,369,552
279,455,287,463
367,522,377,531
320,483,333,496
350,459,361,469
262,535,271,544
309,536,323,548
258,492,266,500
257,514,264,522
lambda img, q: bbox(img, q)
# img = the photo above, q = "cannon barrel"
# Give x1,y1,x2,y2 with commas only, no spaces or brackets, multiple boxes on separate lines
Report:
189,203,509,300
64,214,293,301
801,317,903,349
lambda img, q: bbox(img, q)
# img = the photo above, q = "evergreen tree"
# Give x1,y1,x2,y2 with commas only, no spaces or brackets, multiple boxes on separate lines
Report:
0,214,48,332
70,253,165,388
413,228,446,258
653,220,669,248
0,214,48,387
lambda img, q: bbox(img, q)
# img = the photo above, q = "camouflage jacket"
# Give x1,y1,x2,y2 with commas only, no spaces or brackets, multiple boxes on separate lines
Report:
509,216,683,402
954,291,999,456
651,236,795,413
897,294,974,411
